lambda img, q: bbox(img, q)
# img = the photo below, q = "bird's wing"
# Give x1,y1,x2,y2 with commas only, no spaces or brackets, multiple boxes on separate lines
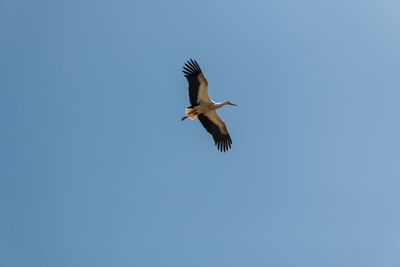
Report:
182,59,210,106
198,111,232,152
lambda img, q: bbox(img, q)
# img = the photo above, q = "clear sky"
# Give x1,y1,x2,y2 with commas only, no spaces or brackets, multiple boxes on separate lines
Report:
1,0,400,266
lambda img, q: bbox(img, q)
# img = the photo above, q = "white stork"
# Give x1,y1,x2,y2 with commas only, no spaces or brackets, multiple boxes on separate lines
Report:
181,59,237,152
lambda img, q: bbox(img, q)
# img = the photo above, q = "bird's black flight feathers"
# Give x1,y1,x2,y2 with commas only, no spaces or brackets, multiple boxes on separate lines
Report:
182,59,202,106
198,114,232,152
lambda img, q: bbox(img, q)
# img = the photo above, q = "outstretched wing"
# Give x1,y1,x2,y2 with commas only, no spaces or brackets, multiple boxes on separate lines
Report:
182,59,210,106
198,111,232,152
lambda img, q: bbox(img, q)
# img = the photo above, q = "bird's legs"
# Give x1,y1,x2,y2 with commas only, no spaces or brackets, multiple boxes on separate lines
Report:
182,106,199,121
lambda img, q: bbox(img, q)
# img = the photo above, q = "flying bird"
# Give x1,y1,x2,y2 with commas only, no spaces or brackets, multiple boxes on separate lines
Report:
181,59,237,152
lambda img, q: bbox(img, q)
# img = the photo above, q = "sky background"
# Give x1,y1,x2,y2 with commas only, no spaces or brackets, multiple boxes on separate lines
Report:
1,0,400,266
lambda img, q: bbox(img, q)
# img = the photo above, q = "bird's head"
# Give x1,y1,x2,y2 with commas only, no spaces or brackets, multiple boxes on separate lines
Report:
226,101,238,106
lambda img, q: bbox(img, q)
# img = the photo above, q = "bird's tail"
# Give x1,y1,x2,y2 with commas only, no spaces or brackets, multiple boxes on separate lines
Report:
185,107,198,120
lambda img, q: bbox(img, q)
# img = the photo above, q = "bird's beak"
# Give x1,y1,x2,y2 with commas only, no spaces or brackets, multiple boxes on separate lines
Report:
229,103,238,106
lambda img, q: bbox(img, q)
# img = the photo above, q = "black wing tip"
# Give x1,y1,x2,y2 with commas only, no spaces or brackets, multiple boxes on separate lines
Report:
182,58,202,77
216,135,232,152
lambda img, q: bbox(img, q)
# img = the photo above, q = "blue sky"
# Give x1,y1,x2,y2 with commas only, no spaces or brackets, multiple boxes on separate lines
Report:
1,0,400,266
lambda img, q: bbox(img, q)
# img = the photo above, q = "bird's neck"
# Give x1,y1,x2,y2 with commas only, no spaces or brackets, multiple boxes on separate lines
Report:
214,101,229,110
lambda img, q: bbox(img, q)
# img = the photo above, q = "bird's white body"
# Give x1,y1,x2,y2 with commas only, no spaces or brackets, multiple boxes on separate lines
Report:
186,101,229,120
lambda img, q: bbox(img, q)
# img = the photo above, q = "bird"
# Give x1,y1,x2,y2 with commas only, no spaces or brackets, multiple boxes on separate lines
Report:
181,59,237,152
